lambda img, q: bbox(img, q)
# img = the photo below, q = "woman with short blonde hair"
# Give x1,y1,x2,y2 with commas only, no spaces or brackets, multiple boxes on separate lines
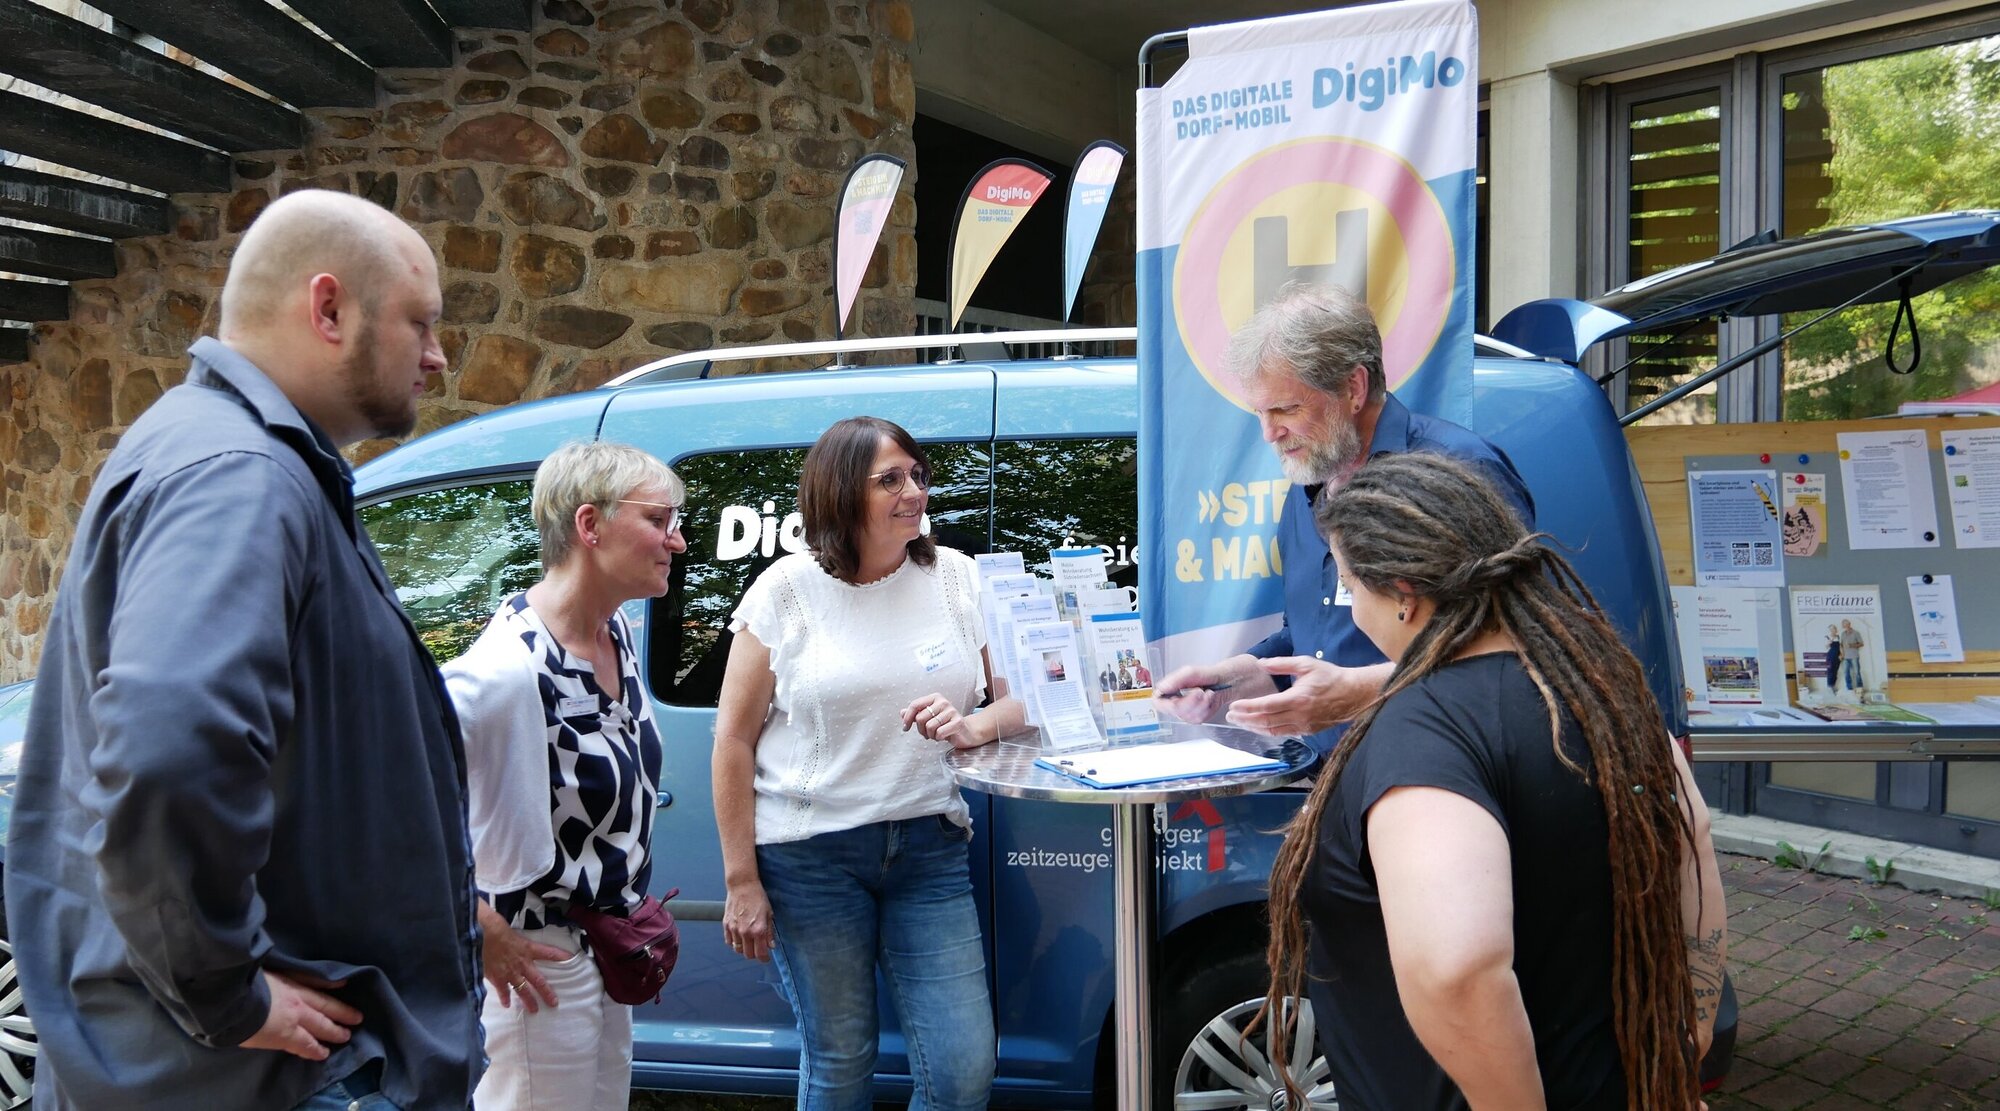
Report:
444,439,687,1110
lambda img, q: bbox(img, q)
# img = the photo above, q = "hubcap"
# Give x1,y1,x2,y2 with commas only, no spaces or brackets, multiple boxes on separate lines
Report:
1173,996,1337,1110
0,939,35,1108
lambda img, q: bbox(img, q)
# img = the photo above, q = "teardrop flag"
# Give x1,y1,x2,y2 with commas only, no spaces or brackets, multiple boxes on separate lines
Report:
1062,140,1127,322
947,157,1053,329
832,153,906,340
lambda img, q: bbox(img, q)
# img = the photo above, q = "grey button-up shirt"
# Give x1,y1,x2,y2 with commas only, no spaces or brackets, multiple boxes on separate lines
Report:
6,338,484,1109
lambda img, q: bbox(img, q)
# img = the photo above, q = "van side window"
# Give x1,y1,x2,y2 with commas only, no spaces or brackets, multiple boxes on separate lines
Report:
652,442,994,708
992,437,1139,588
359,479,541,665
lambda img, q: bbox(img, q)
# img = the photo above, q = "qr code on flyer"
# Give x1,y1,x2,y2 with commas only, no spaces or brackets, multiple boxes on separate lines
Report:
1753,543,1775,566
1730,543,1751,566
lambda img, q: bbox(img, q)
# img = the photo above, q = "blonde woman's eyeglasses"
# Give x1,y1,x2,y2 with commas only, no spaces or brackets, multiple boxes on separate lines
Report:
616,499,682,534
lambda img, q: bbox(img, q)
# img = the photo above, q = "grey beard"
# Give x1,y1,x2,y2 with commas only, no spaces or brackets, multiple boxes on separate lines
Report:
1279,419,1363,487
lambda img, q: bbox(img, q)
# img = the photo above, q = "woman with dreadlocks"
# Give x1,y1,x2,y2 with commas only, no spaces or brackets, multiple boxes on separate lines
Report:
1261,452,1726,1109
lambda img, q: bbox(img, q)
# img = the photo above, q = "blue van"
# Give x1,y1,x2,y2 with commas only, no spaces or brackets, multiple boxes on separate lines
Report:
347,325,1690,1108
27,213,2000,1105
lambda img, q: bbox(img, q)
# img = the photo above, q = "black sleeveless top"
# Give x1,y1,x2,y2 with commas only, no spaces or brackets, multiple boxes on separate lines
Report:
1304,653,1626,1110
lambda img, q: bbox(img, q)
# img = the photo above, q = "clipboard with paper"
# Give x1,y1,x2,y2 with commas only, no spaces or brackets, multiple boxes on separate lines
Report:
1032,738,1286,789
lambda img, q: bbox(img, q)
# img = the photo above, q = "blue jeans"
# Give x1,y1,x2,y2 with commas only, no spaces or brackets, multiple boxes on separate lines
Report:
1843,656,1863,689
758,815,995,1111
292,1061,402,1111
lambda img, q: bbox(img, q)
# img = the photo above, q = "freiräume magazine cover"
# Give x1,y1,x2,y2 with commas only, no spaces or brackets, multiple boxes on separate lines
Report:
1788,585,1888,706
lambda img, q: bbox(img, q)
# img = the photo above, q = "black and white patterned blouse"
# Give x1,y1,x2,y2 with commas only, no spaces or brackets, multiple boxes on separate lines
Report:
484,593,663,932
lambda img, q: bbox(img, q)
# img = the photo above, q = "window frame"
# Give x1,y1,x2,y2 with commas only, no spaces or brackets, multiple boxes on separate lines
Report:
1754,10,2000,421
1590,9,2000,426
355,472,542,666
1596,62,1755,423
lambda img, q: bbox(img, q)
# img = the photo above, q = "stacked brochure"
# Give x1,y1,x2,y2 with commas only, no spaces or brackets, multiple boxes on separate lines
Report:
1034,739,1287,789
1795,702,1937,725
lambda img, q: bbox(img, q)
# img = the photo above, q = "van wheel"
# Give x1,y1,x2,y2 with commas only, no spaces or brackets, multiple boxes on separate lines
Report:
1157,948,1337,1109
0,934,36,1109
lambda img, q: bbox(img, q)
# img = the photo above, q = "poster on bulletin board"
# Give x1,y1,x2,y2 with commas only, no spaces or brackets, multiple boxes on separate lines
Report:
1689,469,1786,588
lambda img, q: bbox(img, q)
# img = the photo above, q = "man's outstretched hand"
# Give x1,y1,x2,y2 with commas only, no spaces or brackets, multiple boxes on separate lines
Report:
1224,657,1390,737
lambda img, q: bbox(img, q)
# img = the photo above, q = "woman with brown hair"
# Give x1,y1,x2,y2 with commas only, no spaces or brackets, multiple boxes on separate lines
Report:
711,415,1023,1110
1261,452,1726,1109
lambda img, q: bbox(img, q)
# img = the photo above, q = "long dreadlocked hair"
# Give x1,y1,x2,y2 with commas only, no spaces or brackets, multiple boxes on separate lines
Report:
1258,451,1701,1107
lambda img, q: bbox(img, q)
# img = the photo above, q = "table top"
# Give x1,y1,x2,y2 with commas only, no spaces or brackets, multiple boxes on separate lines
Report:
944,721,1316,804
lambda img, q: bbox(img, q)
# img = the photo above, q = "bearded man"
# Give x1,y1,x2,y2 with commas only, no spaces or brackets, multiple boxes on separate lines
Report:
7,190,484,1109
1156,283,1535,755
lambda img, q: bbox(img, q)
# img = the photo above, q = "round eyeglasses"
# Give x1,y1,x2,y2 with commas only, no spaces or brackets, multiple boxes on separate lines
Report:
867,464,932,495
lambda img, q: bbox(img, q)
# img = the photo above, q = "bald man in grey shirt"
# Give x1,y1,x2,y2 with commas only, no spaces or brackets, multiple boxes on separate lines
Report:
6,191,483,1110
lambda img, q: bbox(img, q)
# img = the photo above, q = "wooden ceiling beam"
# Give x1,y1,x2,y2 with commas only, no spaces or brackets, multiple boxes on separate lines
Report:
0,88,231,194
437,0,533,30
0,166,170,239
90,0,375,109
0,279,69,322
282,0,452,69
0,0,300,151
0,225,115,282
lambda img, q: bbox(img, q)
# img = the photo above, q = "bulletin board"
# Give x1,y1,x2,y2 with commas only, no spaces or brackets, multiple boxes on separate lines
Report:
1628,416,2000,702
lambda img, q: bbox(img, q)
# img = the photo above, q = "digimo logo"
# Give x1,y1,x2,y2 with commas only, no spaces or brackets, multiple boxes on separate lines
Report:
714,500,931,561
1172,136,1454,407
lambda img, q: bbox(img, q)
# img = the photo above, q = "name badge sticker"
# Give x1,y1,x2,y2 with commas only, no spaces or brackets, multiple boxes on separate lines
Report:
557,694,599,719
916,635,961,675
1333,580,1354,607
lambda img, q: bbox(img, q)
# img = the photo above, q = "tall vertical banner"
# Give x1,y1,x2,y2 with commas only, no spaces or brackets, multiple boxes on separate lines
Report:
832,154,905,341
1062,140,1127,322
1137,2,1479,669
948,158,1053,329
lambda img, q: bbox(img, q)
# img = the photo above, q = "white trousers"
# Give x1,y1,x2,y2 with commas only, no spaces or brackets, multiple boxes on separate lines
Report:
474,925,634,1111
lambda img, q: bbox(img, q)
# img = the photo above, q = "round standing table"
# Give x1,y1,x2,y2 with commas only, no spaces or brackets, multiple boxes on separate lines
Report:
945,722,1315,1110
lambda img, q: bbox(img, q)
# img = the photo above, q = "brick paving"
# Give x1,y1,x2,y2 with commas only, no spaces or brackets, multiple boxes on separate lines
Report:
1709,853,2000,1110
634,851,2000,1109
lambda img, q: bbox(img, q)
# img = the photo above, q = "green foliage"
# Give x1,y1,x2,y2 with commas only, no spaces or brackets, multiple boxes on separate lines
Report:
359,479,542,665
1847,924,1888,942
1864,855,1897,886
1781,37,2000,420
1773,838,1833,872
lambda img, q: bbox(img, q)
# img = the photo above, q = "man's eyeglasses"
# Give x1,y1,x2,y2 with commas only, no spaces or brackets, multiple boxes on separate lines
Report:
867,464,932,496
616,499,682,535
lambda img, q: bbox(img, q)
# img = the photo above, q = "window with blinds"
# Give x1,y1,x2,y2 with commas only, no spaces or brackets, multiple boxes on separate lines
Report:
1623,89,1724,425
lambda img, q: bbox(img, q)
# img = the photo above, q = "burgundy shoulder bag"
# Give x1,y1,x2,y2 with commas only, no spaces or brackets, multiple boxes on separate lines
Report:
564,887,681,1005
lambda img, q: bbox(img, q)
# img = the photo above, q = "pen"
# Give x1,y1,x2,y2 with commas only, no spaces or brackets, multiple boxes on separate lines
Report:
1161,682,1233,698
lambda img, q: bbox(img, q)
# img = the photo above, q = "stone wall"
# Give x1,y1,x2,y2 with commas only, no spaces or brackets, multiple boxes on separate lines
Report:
0,0,918,683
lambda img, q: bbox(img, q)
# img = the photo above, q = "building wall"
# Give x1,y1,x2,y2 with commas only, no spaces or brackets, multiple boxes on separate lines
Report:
1477,0,1989,318
0,0,919,683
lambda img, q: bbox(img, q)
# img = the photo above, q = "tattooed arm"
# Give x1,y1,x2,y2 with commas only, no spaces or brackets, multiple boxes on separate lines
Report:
1670,740,1729,1057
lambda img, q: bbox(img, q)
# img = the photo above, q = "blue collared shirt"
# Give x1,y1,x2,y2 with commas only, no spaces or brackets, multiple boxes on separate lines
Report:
7,338,484,1109
1246,394,1536,755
